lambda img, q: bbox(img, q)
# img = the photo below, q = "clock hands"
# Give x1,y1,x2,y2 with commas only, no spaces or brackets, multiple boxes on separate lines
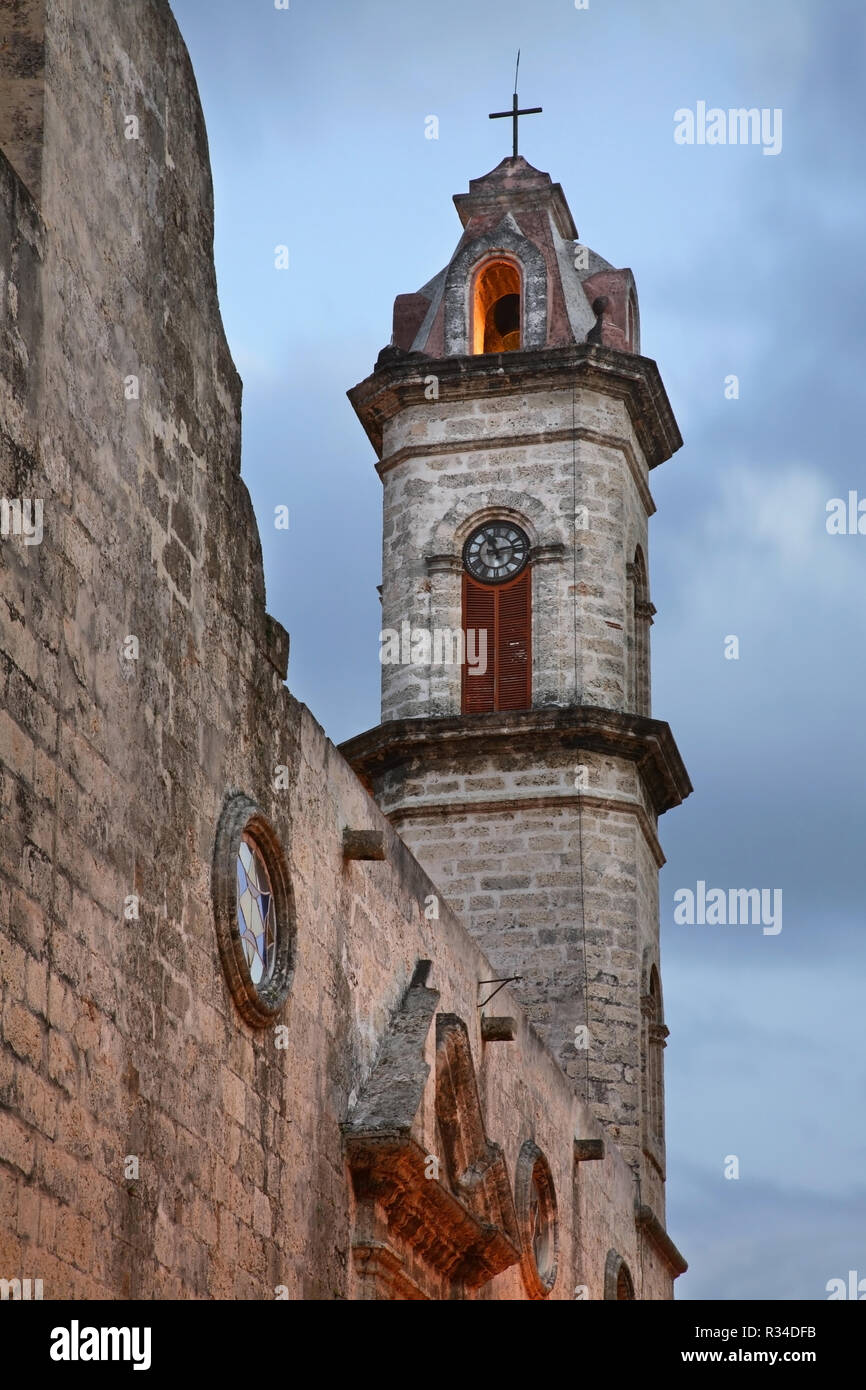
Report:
482,537,516,563
465,523,529,582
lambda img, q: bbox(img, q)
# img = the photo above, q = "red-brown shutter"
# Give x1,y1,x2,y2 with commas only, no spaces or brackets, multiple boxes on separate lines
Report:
461,569,531,714
496,570,531,711
462,575,496,713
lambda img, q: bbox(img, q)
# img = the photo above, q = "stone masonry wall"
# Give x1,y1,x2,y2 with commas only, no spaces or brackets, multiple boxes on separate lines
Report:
372,739,666,1201
0,0,45,202
378,383,653,722
0,0,674,1300
366,338,671,1205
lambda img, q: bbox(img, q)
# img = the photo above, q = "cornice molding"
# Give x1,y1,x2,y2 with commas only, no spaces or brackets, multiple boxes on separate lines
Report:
340,705,693,818
348,342,682,473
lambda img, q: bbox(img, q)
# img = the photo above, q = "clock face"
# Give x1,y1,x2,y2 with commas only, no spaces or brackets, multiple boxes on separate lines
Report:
463,522,530,584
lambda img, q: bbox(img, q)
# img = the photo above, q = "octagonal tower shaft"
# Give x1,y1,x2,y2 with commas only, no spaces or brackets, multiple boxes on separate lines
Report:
342,160,691,1209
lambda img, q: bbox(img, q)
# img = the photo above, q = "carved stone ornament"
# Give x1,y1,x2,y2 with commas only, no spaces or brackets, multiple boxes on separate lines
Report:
343,963,522,1298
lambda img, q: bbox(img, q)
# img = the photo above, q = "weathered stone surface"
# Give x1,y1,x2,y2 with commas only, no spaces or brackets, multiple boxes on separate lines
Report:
0,0,683,1302
0,2,692,1301
342,829,387,861
574,1138,605,1163
0,0,45,202
480,1015,516,1042
344,153,691,1260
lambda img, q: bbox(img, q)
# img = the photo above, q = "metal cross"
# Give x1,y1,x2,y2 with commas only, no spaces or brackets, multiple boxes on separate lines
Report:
489,50,542,157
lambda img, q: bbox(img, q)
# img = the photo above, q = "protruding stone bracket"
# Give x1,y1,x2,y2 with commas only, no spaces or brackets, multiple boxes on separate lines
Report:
573,1138,605,1163
343,829,386,861
481,1015,517,1043
264,612,290,679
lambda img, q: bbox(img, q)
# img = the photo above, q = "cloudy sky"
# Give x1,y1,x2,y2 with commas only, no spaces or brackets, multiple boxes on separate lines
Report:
170,0,866,1299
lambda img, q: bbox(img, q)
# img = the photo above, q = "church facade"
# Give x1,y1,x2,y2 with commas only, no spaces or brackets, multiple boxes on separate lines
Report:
0,0,689,1300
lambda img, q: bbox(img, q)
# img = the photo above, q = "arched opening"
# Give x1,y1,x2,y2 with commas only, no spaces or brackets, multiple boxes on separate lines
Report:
460,519,532,713
631,546,652,716
473,259,522,354
627,290,638,352
604,1249,636,1300
646,965,665,1146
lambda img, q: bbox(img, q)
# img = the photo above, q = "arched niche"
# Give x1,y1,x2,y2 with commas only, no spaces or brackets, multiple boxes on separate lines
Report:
443,215,547,356
473,258,522,353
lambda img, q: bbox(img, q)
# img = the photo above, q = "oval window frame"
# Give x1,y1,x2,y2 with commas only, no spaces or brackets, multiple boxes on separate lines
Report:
515,1140,559,1298
212,793,295,1027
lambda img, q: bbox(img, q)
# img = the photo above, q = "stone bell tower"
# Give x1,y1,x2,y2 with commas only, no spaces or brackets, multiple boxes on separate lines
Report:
341,154,692,1215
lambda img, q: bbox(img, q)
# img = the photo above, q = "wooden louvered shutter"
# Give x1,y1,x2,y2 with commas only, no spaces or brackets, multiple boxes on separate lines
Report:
496,570,531,711
462,575,496,713
461,569,531,713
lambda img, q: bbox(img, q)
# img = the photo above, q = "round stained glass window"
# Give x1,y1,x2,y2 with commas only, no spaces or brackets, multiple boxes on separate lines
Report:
212,794,294,1027
236,832,276,986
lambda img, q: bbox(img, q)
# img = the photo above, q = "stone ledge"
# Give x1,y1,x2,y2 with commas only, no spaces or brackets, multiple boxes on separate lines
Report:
340,705,693,817
635,1202,688,1276
347,342,683,470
